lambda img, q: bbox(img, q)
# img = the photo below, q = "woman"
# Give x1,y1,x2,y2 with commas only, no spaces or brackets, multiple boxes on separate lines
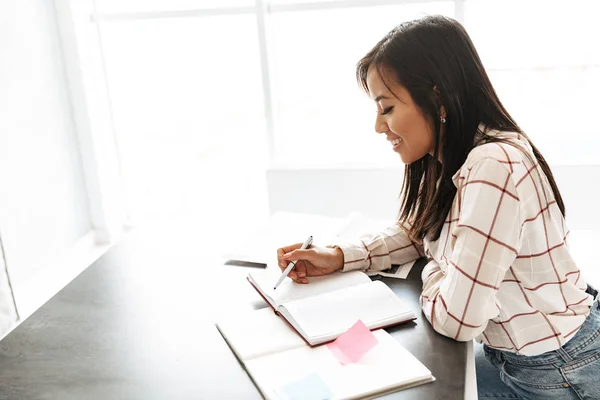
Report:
276,15,599,400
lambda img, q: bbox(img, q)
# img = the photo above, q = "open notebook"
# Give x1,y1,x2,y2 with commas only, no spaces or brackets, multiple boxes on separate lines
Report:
216,308,434,400
247,269,415,346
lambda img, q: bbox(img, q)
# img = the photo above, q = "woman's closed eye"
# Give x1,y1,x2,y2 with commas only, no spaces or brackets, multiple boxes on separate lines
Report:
380,106,394,115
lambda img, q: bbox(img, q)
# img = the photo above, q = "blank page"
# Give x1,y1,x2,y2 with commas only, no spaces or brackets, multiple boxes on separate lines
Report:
246,330,433,400
280,281,414,344
248,270,371,308
215,308,306,362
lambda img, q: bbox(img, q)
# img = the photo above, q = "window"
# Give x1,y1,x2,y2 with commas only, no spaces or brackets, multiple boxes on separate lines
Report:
465,0,600,164
99,14,269,242
93,0,600,230
95,0,253,14
95,0,600,172
269,2,455,166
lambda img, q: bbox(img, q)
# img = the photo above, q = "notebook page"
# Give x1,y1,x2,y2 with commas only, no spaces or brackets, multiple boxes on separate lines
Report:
215,308,306,362
245,330,433,400
280,281,414,344
331,331,433,399
248,270,371,308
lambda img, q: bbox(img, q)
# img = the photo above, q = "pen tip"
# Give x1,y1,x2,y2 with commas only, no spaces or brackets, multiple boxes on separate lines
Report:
273,287,276,290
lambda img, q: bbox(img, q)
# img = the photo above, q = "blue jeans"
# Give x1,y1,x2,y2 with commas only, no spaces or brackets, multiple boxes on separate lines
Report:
477,286,600,400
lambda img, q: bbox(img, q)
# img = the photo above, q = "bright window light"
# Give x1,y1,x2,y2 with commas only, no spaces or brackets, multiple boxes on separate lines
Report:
465,0,600,164
100,15,269,237
269,2,455,166
95,0,253,14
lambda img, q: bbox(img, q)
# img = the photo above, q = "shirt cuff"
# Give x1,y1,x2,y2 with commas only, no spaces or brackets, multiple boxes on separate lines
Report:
329,239,370,272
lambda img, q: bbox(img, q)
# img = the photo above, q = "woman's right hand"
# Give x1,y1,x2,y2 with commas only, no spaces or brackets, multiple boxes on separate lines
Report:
276,243,344,284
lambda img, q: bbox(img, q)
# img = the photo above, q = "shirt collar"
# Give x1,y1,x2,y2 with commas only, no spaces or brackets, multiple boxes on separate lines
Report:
450,123,525,186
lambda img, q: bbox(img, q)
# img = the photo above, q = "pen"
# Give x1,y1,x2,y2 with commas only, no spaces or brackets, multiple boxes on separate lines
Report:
273,235,313,290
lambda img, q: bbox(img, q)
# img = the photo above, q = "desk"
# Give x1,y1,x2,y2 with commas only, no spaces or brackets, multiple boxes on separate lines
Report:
0,239,475,399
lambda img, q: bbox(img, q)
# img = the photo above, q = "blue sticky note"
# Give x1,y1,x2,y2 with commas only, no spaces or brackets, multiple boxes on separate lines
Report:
274,372,333,400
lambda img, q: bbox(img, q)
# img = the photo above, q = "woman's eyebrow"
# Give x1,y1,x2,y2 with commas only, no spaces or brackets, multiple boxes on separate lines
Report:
374,95,390,102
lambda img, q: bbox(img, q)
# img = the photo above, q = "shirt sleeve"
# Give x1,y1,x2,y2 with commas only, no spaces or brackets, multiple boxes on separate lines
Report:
420,157,522,341
332,222,424,272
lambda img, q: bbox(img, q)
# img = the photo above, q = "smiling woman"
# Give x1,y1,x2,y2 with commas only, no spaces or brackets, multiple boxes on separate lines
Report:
276,15,600,400
355,15,564,244
365,67,437,165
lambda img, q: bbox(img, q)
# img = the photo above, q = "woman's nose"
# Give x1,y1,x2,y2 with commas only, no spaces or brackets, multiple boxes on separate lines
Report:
374,113,388,134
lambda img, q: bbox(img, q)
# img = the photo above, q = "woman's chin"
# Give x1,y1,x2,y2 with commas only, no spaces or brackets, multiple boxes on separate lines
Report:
398,152,413,164
397,150,428,165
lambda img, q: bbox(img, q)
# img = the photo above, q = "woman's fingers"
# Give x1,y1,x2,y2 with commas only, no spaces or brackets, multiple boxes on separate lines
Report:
286,260,308,283
277,243,304,270
276,245,320,284
288,270,299,280
293,261,309,283
294,260,307,279
277,247,286,271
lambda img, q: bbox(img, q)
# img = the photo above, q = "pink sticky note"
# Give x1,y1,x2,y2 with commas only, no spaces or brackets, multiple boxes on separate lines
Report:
326,320,379,365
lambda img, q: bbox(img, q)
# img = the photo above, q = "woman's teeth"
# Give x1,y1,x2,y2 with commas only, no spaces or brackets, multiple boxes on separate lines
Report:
391,138,403,146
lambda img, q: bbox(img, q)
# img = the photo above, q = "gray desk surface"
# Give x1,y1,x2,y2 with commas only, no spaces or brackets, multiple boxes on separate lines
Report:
0,242,471,400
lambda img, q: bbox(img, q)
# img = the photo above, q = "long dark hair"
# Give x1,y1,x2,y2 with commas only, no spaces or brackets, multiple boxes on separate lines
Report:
356,15,565,241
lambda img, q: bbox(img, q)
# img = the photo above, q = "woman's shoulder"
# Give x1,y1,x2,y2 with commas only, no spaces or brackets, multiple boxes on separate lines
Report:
451,130,534,188
463,130,532,171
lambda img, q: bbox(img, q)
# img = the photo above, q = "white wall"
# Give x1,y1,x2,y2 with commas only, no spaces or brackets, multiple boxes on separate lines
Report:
0,0,92,319
267,165,600,230
267,167,404,221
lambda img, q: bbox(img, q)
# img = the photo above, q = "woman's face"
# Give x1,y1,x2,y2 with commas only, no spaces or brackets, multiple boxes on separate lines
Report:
366,66,436,164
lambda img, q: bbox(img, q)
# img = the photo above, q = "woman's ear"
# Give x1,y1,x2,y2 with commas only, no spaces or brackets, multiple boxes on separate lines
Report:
440,105,447,119
433,85,447,120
